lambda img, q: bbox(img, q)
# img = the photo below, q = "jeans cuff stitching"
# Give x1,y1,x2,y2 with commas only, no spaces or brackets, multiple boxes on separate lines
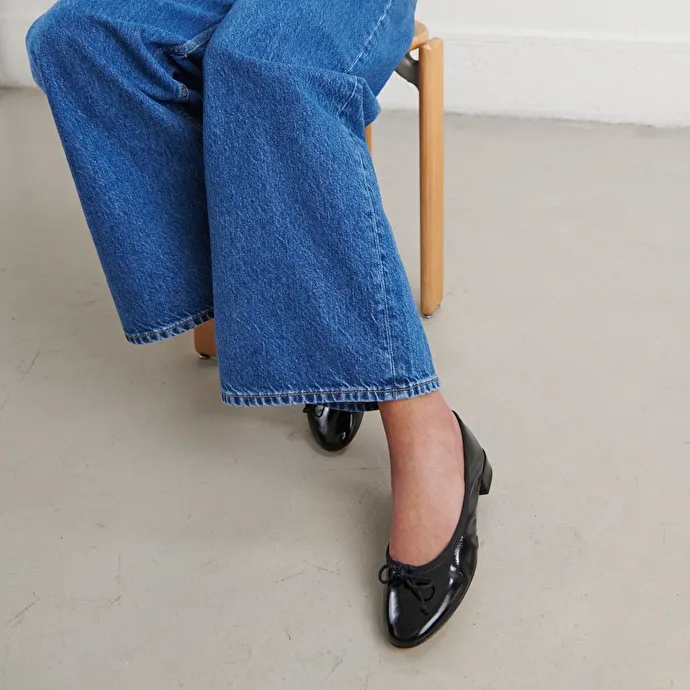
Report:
222,377,439,400
126,308,214,342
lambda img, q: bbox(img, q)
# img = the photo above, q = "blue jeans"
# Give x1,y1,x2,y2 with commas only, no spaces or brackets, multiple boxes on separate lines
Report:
26,0,439,411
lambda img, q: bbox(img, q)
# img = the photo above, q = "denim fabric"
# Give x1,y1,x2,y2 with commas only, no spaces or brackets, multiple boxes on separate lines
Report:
26,0,439,411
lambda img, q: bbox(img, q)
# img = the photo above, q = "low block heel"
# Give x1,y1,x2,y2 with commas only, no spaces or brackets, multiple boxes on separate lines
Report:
479,453,493,496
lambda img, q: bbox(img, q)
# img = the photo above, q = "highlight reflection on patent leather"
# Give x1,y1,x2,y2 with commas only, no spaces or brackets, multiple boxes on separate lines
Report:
304,405,364,452
378,413,493,648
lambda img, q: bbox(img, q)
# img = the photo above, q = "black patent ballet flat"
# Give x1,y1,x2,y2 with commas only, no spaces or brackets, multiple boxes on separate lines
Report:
378,413,492,648
304,405,364,452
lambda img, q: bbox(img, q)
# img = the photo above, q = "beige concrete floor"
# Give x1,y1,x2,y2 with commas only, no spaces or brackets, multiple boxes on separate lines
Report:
1,88,689,689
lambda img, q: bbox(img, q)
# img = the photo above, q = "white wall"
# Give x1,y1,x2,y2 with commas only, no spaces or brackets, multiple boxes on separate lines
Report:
425,0,690,37
0,0,52,85
380,0,690,125
3,0,690,125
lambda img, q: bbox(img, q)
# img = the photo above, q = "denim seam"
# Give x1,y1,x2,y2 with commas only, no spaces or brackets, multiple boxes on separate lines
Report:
222,377,440,400
125,308,214,342
154,25,219,103
344,0,395,74
350,129,396,378
172,103,203,130
168,25,219,57
335,79,360,120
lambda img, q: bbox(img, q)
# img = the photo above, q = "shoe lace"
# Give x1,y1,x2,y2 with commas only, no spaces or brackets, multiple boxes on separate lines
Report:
378,564,436,615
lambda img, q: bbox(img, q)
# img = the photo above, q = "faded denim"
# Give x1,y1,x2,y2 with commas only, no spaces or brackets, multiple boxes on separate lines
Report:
26,0,439,411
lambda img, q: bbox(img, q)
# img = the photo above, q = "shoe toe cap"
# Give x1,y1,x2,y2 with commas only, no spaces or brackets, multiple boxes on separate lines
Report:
384,588,454,647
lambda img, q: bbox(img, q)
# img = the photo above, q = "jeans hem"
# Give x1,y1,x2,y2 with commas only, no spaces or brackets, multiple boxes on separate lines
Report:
220,376,440,412
125,308,214,344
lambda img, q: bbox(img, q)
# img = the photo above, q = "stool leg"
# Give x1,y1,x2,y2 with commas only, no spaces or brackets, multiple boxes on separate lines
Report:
418,38,444,318
365,124,373,155
194,320,217,358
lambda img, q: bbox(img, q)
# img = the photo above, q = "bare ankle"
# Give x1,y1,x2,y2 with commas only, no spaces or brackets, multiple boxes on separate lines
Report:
380,392,460,463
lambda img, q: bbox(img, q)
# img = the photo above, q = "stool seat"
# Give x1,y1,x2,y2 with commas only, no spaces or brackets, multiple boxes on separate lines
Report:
410,21,429,51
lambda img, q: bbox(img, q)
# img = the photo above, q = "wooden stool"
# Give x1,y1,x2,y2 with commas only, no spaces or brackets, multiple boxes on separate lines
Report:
195,22,444,358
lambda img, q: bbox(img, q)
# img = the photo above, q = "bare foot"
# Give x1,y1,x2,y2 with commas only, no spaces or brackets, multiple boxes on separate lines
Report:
379,392,465,566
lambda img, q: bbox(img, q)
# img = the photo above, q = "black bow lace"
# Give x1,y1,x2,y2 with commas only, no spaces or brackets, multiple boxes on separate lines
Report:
378,564,436,614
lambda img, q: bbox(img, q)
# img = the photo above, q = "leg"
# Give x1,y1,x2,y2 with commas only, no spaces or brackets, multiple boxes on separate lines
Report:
194,320,217,358
379,399,491,647
202,0,438,409
202,8,484,647
26,0,232,341
380,392,464,565
419,38,445,317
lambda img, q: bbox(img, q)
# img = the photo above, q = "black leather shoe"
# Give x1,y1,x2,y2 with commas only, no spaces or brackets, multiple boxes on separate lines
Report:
378,413,492,648
304,405,364,452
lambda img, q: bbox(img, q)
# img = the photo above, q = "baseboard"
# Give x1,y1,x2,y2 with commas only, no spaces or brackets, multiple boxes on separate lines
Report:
379,30,690,126
3,13,690,127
